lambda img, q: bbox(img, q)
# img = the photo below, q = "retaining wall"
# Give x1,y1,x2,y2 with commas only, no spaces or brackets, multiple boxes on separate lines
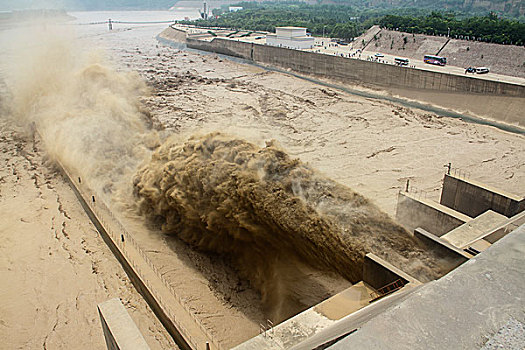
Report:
161,27,525,125
440,173,525,218
165,27,525,97
395,191,472,236
187,36,253,59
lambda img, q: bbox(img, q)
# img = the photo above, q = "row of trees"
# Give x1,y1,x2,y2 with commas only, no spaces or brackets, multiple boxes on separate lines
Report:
180,3,437,41
379,12,525,45
181,2,524,46
326,0,523,19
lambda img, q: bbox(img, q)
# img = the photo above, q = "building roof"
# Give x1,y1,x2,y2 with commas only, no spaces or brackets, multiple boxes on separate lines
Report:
276,26,307,30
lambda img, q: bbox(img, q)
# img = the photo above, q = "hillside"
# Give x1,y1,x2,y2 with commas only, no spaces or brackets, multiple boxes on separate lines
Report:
329,0,525,17
354,27,525,77
0,0,523,17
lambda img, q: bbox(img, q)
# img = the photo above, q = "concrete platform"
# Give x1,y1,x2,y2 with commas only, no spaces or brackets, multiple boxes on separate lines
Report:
98,298,150,350
325,224,525,350
232,282,379,350
441,210,508,249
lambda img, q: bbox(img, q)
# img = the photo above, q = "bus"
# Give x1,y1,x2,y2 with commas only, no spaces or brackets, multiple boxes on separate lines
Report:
423,55,447,66
394,57,409,66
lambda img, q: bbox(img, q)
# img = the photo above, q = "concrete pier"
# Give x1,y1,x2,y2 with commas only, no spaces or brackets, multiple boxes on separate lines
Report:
98,298,150,350
441,210,508,248
440,173,525,218
395,191,471,236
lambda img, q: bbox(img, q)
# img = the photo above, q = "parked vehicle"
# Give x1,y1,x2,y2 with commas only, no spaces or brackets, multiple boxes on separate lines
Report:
374,53,384,57
475,67,490,74
465,67,476,73
395,57,409,66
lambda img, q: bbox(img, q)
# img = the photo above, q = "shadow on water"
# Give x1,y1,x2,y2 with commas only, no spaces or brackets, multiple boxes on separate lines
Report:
156,35,525,136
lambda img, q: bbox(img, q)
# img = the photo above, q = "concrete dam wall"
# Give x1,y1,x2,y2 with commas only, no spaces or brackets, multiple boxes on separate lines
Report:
160,27,525,126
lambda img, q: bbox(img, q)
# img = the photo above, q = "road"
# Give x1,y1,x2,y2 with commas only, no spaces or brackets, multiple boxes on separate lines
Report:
308,38,525,86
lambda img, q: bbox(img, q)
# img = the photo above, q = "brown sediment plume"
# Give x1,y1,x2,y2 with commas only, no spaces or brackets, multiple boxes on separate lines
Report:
3,26,157,199
133,133,452,316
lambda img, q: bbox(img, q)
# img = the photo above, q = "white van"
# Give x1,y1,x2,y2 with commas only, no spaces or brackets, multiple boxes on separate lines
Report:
475,67,490,74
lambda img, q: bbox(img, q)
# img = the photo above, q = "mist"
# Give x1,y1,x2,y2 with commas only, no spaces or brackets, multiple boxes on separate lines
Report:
1,24,156,200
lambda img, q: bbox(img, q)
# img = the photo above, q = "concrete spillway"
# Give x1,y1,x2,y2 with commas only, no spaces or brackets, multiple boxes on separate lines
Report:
50,150,220,350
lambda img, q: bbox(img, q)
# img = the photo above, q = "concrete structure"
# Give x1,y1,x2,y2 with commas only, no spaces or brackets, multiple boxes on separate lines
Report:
441,210,508,248
413,228,471,266
440,173,525,218
98,298,151,350
266,27,314,50
323,225,525,350
362,253,420,290
483,210,525,244
395,191,472,236
159,26,525,127
231,282,375,350
233,250,427,350
233,253,423,349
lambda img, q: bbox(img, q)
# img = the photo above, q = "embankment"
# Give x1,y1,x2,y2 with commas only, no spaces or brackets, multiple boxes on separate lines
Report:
353,28,525,78
159,27,525,127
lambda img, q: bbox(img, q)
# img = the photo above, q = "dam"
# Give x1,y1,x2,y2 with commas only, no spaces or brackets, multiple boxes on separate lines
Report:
1,14,523,350
49,124,523,349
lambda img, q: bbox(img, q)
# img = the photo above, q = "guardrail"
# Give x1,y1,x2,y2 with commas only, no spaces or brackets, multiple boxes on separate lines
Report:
400,179,433,201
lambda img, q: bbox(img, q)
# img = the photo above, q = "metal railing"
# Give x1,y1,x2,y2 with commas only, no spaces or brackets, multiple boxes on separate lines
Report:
449,167,471,180
400,179,433,201
444,162,471,180
369,279,405,302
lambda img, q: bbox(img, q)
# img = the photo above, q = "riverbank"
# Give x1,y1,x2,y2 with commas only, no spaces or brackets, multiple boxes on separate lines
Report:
159,25,525,128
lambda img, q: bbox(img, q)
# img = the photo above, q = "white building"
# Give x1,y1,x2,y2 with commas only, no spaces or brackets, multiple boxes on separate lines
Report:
228,6,243,12
266,27,314,50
